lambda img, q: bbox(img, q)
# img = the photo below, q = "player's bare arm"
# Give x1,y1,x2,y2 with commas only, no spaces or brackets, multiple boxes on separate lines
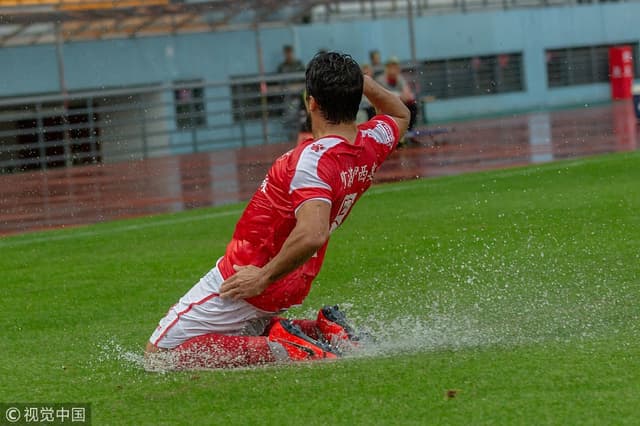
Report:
220,200,331,300
363,75,411,136
400,81,415,104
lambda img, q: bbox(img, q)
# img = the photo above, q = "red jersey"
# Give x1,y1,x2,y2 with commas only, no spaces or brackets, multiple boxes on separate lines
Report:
218,115,400,312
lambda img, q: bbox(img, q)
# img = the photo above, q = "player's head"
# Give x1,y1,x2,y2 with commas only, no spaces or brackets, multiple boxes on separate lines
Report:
305,52,363,125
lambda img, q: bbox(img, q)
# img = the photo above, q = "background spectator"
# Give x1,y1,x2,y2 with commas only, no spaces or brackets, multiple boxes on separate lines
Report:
369,49,383,76
277,45,305,73
276,45,306,138
376,56,417,130
369,49,382,68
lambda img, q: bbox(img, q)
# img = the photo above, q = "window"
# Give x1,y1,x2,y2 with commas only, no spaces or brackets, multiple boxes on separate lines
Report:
230,79,263,122
174,83,206,130
418,52,524,100
546,43,640,88
0,99,101,173
231,74,305,122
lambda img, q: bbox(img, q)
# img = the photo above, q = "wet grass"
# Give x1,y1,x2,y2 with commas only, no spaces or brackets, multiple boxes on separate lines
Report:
1,151,639,425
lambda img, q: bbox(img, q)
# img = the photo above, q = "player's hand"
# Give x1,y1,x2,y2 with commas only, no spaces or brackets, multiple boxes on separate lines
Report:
219,264,269,301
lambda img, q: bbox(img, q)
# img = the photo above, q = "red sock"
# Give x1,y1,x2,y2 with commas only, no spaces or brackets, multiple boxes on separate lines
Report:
266,317,320,340
173,333,276,369
290,320,320,340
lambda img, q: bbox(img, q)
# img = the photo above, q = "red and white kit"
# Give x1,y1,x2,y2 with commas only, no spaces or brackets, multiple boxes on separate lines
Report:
150,115,399,349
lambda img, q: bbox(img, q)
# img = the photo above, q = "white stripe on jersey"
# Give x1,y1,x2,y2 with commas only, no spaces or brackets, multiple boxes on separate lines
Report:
289,137,343,193
294,197,332,215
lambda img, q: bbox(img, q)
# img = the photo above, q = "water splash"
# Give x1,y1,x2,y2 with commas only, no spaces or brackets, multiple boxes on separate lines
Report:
94,278,632,372
96,339,146,370
348,311,498,359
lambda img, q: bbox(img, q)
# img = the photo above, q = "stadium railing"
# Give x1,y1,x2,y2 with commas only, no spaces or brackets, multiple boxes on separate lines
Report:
0,51,533,174
0,73,307,174
0,0,167,7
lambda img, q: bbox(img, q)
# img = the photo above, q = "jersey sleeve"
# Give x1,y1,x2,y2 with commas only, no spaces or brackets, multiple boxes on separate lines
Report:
361,114,401,162
289,143,336,212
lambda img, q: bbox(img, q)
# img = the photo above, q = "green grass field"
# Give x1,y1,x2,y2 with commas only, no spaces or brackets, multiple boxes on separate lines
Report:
2,151,639,425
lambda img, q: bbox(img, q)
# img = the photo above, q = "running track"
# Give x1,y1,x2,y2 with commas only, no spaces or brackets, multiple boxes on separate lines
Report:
1,102,638,236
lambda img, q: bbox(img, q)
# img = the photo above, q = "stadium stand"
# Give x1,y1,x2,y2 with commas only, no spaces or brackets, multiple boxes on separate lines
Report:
2,0,633,46
1,0,638,173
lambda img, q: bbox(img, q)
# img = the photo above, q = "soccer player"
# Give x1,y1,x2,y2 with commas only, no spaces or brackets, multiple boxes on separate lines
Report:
145,52,409,370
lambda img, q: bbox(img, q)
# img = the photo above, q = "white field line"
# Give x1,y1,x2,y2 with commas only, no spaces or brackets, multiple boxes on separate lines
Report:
0,181,429,248
366,181,427,196
0,171,516,248
0,209,243,248
0,158,587,249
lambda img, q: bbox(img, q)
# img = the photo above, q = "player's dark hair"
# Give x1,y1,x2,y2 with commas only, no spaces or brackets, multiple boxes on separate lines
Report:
305,52,363,124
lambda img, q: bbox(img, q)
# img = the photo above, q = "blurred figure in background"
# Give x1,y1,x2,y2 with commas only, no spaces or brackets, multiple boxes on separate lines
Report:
376,56,417,130
369,49,382,76
277,45,305,73
369,49,382,68
277,45,306,139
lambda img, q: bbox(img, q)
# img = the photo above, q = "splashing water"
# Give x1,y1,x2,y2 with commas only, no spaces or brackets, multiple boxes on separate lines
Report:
348,312,499,359
95,281,628,373
96,339,146,370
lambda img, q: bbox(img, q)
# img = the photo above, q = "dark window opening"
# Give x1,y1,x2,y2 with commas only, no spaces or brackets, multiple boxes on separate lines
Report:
417,52,524,100
547,43,640,88
174,83,206,130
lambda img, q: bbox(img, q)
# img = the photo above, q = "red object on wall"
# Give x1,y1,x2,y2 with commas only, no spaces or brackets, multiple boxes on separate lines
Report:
609,46,634,100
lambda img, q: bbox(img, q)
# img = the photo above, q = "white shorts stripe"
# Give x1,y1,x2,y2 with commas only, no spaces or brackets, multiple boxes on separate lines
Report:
149,265,276,349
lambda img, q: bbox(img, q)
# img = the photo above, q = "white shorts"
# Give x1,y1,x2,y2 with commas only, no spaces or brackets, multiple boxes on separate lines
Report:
149,263,278,349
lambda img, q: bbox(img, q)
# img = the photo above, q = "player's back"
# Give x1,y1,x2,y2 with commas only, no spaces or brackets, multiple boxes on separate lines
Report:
218,115,399,311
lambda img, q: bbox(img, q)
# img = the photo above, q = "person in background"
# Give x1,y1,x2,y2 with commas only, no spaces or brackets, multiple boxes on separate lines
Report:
277,45,305,73
277,45,306,138
369,50,382,68
369,49,383,77
376,56,417,131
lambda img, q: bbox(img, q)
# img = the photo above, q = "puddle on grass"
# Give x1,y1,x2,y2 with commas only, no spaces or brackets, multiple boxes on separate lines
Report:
96,339,146,370
95,233,637,371
95,282,631,373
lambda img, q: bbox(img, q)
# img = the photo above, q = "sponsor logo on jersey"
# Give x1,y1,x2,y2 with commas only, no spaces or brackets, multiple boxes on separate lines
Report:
362,120,395,147
259,176,269,193
339,162,378,188
310,143,325,152
330,192,358,232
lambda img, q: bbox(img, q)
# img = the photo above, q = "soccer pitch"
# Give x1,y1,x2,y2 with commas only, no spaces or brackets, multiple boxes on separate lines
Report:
2,151,639,425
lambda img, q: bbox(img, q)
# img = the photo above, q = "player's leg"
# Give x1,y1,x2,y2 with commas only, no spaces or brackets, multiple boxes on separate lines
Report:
267,305,367,351
147,264,272,351
267,316,321,340
145,264,338,370
147,320,339,371
267,319,338,361
316,305,368,350
171,333,278,369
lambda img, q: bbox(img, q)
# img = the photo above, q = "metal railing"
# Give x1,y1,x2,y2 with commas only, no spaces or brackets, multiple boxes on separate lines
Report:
0,53,536,174
2,0,637,47
0,73,309,173
311,0,639,21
